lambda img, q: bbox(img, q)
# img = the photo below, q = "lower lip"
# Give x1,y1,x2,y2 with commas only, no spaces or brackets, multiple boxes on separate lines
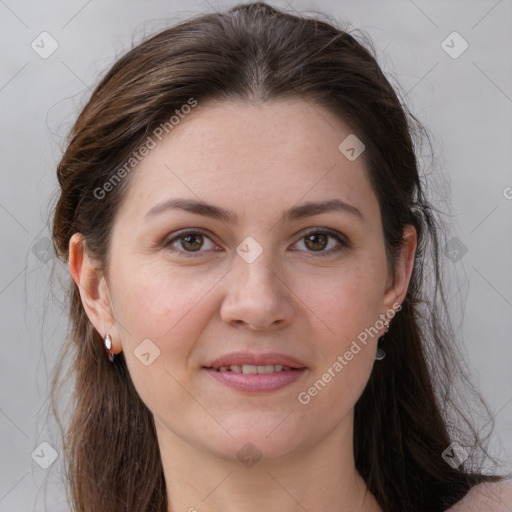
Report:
203,368,307,392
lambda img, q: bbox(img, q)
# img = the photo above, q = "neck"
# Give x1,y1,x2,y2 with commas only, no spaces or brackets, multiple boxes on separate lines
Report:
155,412,382,512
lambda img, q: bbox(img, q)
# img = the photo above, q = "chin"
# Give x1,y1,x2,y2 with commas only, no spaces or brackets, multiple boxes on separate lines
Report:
200,415,312,465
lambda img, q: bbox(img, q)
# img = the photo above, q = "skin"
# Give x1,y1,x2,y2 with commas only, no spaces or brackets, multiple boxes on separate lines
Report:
69,98,418,512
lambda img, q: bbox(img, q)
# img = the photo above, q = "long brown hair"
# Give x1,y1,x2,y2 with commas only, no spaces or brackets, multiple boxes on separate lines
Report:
50,3,508,511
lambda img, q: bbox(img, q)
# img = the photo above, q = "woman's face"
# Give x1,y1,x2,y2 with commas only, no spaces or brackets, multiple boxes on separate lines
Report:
81,98,415,462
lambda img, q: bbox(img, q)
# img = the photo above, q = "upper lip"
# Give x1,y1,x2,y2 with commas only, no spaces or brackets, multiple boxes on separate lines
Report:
203,352,307,369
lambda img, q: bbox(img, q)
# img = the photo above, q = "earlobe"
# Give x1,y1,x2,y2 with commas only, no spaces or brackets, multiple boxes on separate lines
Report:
383,224,417,308
68,233,118,345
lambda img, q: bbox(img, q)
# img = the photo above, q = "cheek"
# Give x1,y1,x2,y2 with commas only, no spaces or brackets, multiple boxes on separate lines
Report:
111,263,221,415
113,260,223,343
301,256,387,351
109,260,223,401
293,255,385,409
296,268,381,421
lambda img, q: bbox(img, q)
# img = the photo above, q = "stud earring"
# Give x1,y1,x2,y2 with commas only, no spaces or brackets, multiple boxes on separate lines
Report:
104,334,115,363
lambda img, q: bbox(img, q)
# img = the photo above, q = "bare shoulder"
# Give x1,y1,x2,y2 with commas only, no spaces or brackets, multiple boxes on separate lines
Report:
447,478,512,511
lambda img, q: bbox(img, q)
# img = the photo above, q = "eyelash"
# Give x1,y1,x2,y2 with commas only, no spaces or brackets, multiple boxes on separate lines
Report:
163,228,349,258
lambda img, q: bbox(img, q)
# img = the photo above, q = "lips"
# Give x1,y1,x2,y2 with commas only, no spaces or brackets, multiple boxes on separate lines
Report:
202,352,308,392
203,352,307,371
211,364,295,374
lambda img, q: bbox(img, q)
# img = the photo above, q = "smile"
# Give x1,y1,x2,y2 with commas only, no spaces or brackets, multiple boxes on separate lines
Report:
209,364,296,374
202,365,307,392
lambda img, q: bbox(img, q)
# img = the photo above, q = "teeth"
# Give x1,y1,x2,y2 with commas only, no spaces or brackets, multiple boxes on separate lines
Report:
257,365,275,374
242,364,258,374
214,364,294,374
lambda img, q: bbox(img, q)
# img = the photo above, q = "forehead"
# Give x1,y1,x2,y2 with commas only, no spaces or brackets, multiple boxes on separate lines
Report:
116,98,379,224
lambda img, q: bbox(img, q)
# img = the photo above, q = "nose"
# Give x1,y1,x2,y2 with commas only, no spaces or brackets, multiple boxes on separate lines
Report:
219,253,295,331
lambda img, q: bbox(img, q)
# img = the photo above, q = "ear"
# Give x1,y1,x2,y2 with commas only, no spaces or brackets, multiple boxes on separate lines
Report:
382,224,417,311
68,233,122,354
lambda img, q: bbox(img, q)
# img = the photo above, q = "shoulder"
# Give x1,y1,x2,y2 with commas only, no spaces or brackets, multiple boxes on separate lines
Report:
446,478,512,511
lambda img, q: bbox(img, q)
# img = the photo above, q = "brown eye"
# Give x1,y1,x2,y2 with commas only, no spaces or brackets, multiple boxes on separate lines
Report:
165,230,218,255
180,233,204,251
292,229,348,256
304,232,328,251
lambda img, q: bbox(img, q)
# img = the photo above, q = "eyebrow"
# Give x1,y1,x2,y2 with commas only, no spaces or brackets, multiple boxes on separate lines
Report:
144,198,363,223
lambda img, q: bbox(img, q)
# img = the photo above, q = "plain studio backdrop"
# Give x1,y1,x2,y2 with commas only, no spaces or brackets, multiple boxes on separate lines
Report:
0,1,511,510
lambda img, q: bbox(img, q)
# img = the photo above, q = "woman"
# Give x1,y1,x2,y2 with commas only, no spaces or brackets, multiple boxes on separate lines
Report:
51,2,511,511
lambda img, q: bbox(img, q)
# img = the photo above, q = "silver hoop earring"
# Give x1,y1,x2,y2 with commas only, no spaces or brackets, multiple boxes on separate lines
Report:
375,319,390,361
375,346,386,360
104,334,115,363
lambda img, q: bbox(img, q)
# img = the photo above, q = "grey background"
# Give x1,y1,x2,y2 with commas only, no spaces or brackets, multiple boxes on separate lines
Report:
1,0,511,510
